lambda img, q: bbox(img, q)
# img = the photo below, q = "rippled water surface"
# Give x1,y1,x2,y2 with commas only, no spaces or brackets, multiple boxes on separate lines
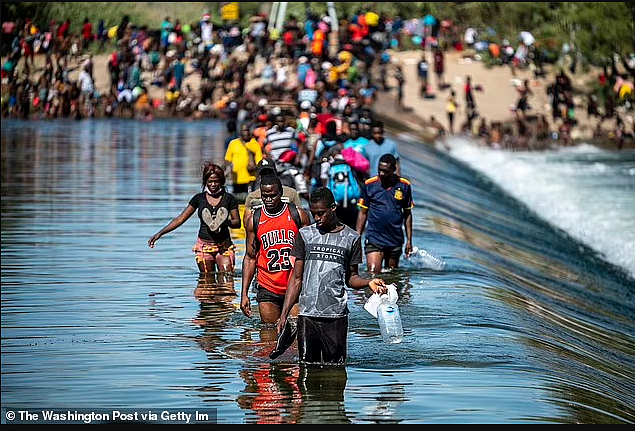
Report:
2,119,634,424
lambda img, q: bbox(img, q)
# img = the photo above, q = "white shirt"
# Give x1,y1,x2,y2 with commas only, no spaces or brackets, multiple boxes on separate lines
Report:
78,70,93,93
276,65,288,85
201,21,213,44
464,27,476,45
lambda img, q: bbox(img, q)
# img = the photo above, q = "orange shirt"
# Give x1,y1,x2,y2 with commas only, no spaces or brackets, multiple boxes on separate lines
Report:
312,30,325,56
253,126,267,148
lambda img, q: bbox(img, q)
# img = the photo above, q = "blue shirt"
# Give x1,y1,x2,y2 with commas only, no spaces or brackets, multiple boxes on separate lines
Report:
418,60,429,78
343,136,370,156
297,63,311,84
364,137,400,176
358,176,414,248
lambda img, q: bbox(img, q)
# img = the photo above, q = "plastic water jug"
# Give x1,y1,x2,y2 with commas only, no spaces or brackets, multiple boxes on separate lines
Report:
377,294,403,344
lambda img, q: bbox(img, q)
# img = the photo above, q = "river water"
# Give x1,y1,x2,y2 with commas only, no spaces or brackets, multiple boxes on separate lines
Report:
2,119,634,424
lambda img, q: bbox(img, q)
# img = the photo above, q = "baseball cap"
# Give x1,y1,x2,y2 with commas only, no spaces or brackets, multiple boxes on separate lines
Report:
257,157,277,176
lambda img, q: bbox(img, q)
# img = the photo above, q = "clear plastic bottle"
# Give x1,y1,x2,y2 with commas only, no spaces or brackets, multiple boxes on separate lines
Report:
409,246,446,270
377,294,403,344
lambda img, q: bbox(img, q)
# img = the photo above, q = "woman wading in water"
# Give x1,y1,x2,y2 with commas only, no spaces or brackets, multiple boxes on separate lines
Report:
148,162,241,273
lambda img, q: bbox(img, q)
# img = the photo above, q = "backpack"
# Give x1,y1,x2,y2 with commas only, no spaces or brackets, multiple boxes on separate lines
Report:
328,161,361,209
253,203,302,253
309,137,340,184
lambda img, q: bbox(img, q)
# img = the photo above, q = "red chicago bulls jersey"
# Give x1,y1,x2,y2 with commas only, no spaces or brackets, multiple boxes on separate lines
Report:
256,204,300,295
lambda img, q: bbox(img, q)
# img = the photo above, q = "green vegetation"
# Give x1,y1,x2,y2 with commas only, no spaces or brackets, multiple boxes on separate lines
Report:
1,2,211,30
3,2,634,69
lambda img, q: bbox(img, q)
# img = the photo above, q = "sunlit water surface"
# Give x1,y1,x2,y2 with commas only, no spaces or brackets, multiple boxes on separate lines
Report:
2,119,634,424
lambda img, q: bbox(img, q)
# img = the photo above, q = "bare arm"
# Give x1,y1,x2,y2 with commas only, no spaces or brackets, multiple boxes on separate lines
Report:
294,135,304,166
222,161,233,181
403,208,413,257
356,206,368,236
272,208,309,325
305,139,319,180
240,212,257,318
227,207,242,230
148,204,196,248
242,206,253,229
348,263,386,293
276,259,304,334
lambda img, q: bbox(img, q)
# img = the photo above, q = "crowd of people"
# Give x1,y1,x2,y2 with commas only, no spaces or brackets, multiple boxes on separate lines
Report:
1,9,410,121
445,26,634,150
3,9,632,145
131,8,416,366
6,6,630,365
149,153,413,365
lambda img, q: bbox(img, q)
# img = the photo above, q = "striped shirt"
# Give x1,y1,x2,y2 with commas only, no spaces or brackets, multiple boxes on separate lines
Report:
264,125,298,161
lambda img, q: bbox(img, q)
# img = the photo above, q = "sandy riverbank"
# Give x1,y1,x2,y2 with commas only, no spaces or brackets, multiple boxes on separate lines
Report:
374,50,634,150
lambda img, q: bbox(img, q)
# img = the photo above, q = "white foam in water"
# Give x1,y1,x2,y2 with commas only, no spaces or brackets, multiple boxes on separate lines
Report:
448,137,635,278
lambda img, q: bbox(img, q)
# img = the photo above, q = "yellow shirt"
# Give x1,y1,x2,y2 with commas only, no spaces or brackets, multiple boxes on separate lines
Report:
225,138,263,185
446,98,457,113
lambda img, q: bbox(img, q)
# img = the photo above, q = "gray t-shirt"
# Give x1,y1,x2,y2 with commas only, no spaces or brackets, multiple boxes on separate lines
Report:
291,224,363,318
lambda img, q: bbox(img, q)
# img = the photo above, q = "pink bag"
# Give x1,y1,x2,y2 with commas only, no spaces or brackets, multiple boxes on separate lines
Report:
341,147,370,174
304,69,317,89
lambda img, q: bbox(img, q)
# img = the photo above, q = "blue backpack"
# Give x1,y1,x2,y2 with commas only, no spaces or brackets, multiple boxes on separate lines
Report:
328,161,361,209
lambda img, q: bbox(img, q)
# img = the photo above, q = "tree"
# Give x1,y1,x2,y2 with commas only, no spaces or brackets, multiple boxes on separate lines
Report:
570,3,634,68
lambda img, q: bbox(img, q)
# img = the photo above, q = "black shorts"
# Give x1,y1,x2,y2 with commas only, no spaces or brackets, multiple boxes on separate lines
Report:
297,315,348,365
364,241,403,261
255,286,285,308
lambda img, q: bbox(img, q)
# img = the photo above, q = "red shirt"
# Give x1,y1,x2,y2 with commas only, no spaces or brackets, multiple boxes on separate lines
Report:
283,30,294,46
58,21,70,39
2,21,16,35
316,112,334,128
256,204,300,295
82,22,92,40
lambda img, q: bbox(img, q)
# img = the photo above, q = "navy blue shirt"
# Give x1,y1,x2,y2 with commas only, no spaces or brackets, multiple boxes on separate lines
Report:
358,176,414,248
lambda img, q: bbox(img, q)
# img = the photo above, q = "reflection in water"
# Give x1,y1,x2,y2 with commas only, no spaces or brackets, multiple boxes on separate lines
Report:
362,384,407,424
236,363,412,424
237,362,351,424
193,273,237,352
237,362,302,424
297,365,350,424
194,272,237,301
